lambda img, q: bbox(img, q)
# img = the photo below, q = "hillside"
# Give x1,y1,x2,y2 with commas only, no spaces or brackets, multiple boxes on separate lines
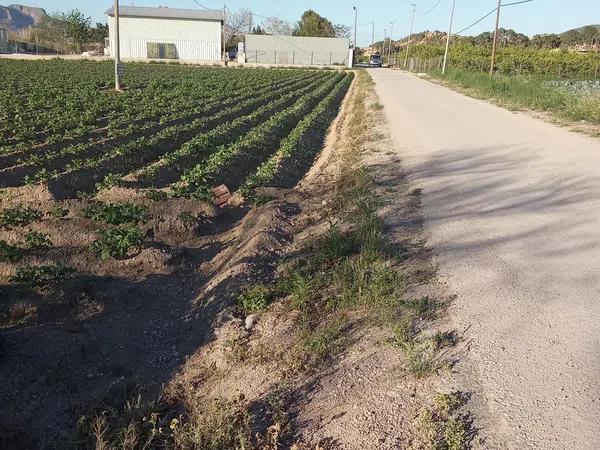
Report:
0,3,47,30
561,24,600,35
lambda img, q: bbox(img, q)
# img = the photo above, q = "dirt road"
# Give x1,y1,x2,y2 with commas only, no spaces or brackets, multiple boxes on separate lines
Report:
369,69,600,449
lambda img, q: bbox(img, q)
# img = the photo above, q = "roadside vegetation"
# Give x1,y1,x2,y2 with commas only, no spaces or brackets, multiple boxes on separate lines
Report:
390,44,600,130
431,68,600,125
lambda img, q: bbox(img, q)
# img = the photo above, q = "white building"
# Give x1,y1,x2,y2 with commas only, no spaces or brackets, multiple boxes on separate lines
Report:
105,6,224,62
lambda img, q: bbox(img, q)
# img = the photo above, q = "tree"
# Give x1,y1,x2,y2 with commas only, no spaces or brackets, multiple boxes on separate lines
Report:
561,29,580,46
261,17,293,36
333,24,351,39
472,31,494,45
32,15,69,52
497,28,529,47
54,9,91,53
581,25,599,44
293,10,336,37
225,8,252,47
530,33,561,49
89,23,108,44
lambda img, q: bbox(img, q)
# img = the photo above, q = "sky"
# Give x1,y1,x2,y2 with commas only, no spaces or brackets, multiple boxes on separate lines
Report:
7,0,600,46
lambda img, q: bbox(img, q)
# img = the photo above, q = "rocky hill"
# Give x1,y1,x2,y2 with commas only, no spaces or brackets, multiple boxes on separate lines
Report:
0,4,47,30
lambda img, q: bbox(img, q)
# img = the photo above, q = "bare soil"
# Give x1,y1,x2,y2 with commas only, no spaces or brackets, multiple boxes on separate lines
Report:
0,73,459,449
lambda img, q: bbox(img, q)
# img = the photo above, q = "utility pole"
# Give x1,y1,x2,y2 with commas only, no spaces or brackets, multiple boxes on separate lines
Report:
404,4,416,69
113,0,121,91
370,22,375,55
490,0,502,76
387,22,393,66
353,6,358,65
383,28,387,58
442,0,456,75
248,12,252,33
223,4,227,63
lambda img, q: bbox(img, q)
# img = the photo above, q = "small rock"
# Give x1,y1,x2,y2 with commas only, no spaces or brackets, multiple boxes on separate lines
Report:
245,314,259,330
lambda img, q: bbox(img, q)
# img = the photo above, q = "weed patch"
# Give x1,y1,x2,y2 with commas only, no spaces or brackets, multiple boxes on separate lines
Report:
415,392,470,450
238,284,272,313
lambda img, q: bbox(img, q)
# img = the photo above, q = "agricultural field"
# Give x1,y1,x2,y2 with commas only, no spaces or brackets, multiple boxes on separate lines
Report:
0,59,353,444
396,43,600,78
394,44,600,128
0,59,352,320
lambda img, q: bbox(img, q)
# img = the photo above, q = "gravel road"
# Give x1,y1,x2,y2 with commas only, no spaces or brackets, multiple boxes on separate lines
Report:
369,68,600,449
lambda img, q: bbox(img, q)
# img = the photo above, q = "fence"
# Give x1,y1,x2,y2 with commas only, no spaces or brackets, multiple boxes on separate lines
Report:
245,49,349,66
391,55,444,73
244,35,350,67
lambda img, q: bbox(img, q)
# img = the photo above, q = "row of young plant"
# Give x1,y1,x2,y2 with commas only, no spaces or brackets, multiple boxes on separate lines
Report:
138,72,344,189
0,64,313,157
4,70,320,173
0,61,232,149
0,200,154,292
13,72,334,188
60,73,335,176
0,61,317,154
238,74,355,198
171,73,351,198
395,43,600,79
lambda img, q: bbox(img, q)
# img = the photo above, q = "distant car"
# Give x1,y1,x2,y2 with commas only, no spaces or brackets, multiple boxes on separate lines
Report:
369,54,382,67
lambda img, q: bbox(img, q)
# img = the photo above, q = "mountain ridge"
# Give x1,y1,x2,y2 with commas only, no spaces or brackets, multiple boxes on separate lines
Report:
0,3,48,30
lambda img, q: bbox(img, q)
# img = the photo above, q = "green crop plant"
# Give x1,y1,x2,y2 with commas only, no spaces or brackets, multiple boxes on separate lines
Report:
92,226,144,259
11,263,75,288
0,207,43,228
84,202,149,226
24,231,53,250
0,240,22,262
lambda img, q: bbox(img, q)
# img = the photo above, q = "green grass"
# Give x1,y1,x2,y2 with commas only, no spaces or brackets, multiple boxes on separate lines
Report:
432,68,600,124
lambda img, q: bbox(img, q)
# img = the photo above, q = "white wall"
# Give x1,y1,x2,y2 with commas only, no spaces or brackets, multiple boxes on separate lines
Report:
108,16,221,61
244,35,350,66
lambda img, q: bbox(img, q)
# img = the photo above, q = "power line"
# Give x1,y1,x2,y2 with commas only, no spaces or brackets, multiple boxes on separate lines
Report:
454,7,497,35
190,0,220,11
418,0,444,15
453,0,535,36
501,0,535,6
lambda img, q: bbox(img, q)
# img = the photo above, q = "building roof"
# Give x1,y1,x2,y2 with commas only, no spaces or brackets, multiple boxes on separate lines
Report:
105,6,224,21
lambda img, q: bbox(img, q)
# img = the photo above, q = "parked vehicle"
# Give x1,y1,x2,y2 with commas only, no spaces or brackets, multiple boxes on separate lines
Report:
369,54,382,67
